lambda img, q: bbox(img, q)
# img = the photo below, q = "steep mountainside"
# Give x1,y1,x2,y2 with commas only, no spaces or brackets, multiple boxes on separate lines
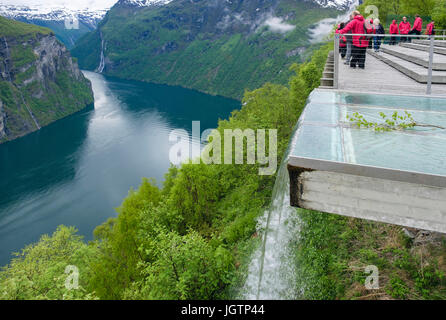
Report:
72,0,348,98
0,5,108,49
0,16,94,143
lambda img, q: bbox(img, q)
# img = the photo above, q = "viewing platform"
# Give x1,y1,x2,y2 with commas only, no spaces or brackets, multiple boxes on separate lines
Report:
288,36,446,233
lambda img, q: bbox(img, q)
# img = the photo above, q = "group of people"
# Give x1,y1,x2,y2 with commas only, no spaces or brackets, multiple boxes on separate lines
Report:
335,11,436,69
388,15,435,44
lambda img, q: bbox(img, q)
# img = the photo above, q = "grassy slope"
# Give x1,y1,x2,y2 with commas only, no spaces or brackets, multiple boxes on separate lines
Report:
72,0,338,99
0,15,52,37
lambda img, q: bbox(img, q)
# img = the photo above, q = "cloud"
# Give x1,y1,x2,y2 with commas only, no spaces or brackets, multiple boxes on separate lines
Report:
262,16,295,33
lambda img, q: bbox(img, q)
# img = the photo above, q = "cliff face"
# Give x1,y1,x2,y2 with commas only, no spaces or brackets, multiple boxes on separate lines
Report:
0,16,94,143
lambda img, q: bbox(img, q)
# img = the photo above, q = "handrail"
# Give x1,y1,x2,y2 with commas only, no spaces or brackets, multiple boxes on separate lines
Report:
333,34,440,95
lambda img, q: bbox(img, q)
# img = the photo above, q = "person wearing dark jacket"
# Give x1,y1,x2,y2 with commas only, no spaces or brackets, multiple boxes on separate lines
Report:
339,11,371,69
373,19,385,52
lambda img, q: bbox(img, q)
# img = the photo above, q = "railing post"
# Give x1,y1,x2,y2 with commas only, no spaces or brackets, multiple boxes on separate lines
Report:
426,36,434,95
334,34,339,89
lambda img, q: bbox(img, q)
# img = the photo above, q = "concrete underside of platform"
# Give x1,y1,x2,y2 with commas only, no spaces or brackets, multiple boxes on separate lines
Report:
289,166,446,234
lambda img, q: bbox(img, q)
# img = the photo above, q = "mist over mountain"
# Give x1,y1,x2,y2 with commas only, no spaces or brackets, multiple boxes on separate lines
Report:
72,0,351,98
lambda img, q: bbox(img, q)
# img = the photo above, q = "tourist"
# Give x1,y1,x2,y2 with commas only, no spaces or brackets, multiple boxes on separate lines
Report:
399,17,411,42
373,19,385,52
426,20,435,39
408,14,423,42
336,23,347,58
339,11,372,69
389,20,399,45
344,13,354,65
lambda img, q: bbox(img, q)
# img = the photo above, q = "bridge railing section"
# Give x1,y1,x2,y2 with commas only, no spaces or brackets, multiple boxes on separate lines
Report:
333,34,444,95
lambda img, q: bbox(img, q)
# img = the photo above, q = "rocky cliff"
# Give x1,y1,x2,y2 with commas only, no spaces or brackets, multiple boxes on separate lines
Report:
0,16,94,143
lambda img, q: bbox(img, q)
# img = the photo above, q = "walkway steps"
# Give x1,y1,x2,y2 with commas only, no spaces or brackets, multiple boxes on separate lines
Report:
380,44,446,71
320,51,335,88
400,42,446,56
413,39,446,48
368,50,446,84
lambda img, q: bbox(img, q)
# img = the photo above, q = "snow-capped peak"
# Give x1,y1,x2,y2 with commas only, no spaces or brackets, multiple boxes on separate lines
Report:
0,4,108,26
311,0,358,10
118,0,173,7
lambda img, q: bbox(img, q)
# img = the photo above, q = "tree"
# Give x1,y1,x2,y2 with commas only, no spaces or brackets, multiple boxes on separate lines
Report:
0,226,97,300
125,230,234,300
432,0,446,29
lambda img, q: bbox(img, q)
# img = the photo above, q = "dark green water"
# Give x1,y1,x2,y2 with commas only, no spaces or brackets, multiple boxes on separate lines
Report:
0,71,240,265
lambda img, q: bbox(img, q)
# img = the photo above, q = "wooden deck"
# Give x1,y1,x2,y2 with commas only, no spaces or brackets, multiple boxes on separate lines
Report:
337,52,446,97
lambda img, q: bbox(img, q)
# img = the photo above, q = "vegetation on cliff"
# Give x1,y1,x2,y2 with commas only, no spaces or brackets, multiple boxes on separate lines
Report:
0,41,331,300
72,0,339,99
0,16,94,143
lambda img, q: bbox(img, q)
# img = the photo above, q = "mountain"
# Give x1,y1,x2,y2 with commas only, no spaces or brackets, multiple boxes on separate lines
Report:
0,16,94,143
0,4,109,49
72,0,353,99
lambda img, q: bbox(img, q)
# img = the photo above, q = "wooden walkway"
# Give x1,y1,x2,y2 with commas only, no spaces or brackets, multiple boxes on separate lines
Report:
337,52,446,97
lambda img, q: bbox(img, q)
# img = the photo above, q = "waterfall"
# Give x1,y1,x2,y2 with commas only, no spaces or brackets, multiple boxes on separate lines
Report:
96,31,105,74
3,37,12,82
241,130,302,300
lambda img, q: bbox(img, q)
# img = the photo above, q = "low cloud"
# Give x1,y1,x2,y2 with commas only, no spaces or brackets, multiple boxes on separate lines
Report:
262,16,295,33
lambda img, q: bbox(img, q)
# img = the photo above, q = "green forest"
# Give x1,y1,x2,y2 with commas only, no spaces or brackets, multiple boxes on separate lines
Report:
71,0,338,99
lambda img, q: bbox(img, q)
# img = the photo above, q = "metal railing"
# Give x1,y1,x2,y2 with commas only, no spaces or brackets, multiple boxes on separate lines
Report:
333,33,444,95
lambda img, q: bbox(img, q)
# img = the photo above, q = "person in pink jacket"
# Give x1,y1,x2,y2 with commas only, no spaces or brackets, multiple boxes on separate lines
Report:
339,11,372,69
426,21,435,38
409,14,423,42
399,17,411,42
389,20,399,45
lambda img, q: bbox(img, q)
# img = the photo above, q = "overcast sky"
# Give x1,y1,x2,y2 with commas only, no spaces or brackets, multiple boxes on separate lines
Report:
0,0,119,10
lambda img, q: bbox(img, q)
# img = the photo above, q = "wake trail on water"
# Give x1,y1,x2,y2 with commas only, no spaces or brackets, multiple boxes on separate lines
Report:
241,130,302,300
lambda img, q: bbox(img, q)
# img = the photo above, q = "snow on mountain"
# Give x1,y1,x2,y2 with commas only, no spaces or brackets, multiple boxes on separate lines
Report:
0,4,108,28
117,0,173,7
310,0,357,10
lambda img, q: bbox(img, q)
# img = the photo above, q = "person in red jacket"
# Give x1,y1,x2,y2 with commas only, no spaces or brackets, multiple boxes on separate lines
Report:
426,20,435,38
339,11,371,69
389,20,399,45
399,17,411,42
409,14,423,42
336,23,347,58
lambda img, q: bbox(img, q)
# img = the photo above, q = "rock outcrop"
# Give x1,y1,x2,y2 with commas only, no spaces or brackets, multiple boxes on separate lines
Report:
0,16,94,143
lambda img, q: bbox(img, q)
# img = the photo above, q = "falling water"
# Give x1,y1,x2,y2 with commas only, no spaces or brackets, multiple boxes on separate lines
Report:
96,31,105,74
3,37,12,82
241,130,302,300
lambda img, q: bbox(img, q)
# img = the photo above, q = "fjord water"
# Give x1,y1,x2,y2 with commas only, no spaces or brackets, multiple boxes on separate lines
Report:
0,71,239,265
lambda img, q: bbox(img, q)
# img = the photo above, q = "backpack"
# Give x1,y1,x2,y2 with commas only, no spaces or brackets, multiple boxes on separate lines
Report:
363,22,374,40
